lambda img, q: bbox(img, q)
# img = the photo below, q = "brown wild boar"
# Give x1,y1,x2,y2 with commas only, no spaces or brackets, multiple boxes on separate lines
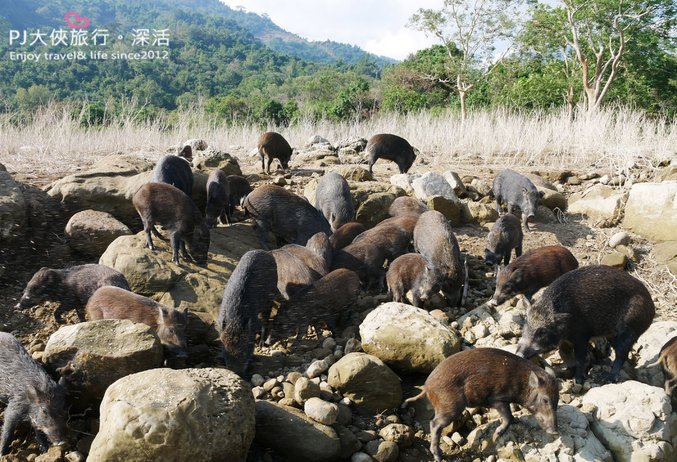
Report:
388,196,428,217
403,348,558,462
86,286,188,358
270,249,319,299
258,131,292,174
331,241,388,289
490,245,578,306
654,336,677,397
365,134,416,174
386,253,439,307
329,222,365,250
485,213,523,266
133,182,210,265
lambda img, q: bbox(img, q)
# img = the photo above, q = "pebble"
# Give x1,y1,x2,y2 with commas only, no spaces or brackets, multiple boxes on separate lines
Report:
287,371,303,384
252,386,266,399
294,376,321,405
608,231,631,248
366,440,399,462
379,423,415,448
64,451,86,462
263,378,278,392
304,397,339,425
251,374,265,387
357,430,378,442
272,176,287,185
345,338,362,354
351,452,373,462
322,337,337,350
307,359,329,378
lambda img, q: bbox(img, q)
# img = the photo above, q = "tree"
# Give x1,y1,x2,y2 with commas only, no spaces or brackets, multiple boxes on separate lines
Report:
560,0,675,112
409,0,527,121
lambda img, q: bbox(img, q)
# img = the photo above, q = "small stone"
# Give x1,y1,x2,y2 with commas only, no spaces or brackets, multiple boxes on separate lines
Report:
451,432,465,446
287,371,303,384
64,451,86,462
252,386,266,399
608,231,631,248
322,337,337,350
351,452,373,462
307,359,330,378
601,251,627,269
345,338,362,354
35,445,65,462
294,376,321,405
357,430,378,442
251,374,265,387
379,423,415,448
304,397,339,425
272,176,287,186
263,378,278,392
366,440,399,462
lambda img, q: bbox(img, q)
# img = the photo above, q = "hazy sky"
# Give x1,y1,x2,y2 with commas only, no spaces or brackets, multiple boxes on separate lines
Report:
218,0,445,60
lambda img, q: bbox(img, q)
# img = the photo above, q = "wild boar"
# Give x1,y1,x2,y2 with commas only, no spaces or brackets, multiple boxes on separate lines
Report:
133,182,210,265
205,169,231,227
493,169,544,232
403,348,558,462
490,245,578,306
485,214,523,266
243,184,331,249
315,172,355,231
388,196,428,217
0,333,67,456
329,222,365,250
217,250,278,377
258,131,292,174
15,264,130,323
365,134,417,174
152,154,194,198
85,286,188,358
516,265,656,384
386,253,439,307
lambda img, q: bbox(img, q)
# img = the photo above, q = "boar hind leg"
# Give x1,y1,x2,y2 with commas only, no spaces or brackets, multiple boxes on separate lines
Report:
492,401,515,440
170,234,182,264
573,336,590,384
665,376,677,395
429,405,462,462
610,331,635,383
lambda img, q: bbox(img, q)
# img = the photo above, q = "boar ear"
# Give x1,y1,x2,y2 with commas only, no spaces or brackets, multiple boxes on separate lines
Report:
522,187,529,196
528,371,542,388
158,306,165,324
512,268,523,283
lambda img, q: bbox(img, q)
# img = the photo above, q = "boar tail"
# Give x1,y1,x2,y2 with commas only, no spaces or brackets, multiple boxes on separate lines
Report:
401,388,427,409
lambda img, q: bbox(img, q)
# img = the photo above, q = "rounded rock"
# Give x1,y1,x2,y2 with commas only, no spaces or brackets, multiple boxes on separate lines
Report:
304,397,339,425
379,423,415,448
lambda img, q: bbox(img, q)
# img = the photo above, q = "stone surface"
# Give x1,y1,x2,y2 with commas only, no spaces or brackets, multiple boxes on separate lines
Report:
255,400,341,462
327,353,402,414
443,171,467,197
355,193,398,229
332,166,373,182
192,149,243,176
389,174,417,193
568,184,625,222
581,381,674,462
411,172,460,204
88,368,254,462
43,320,163,407
466,404,612,462
360,303,460,374
601,251,628,269
379,423,415,448
425,196,462,227
304,397,339,425
65,210,132,257
632,321,677,388
653,241,677,276
609,231,631,248
462,202,499,226
366,440,399,462
0,169,26,240
622,181,677,241
539,188,567,211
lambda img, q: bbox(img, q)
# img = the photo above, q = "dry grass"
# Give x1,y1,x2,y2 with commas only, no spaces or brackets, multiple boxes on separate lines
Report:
0,104,675,177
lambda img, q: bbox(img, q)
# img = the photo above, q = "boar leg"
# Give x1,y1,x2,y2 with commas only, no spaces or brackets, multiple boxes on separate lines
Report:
429,405,461,462
144,224,155,251
495,196,502,214
0,403,21,455
610,331,635,383
260,154,265,172
266,157,273,174
573,336,590,384
492,401,515,440
515,244,523,258
170,234,181,264
34,430,49,453
665,376,677,395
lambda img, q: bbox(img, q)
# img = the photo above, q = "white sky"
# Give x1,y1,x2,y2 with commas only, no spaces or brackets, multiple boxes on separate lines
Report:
218,0,445,60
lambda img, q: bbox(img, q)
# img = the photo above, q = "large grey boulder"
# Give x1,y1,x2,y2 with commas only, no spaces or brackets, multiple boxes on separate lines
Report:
653,241,677,276
0,169,26,240
466,404,612,461
327,353,402,414
568,184,625,222
191,149,243,176
65,210,132,257
89,368,254,462
581,381,674,462
99,223,261,325
255,400,341,462
622,181,677,241
359,302,460,373
411,172,461,204
43,320,163,407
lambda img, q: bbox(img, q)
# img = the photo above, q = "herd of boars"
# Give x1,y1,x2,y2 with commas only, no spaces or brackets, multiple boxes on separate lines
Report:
2,131,673,460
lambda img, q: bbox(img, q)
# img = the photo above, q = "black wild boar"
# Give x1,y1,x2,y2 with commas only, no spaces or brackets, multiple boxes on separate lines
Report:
403,348,558,462
15,264,130,323
0,332,67,456
270,249,318,299
654,336,677,397
205,169,231,227
490,245,578,306
243,184,331,249
258,131,292,174
365,134,417,174
151,154,194,198
485,213,523,266
85,286,188,358
329,222,365,250
178,145,192,160
493,169,544,232
516,265,656,384
227,175,253,219
315,172,355,232
331,241,388,289
413,211,463,306
267,268,360,345
133,182,210,265
388,196,428,217
217,250,278,377
386,253,439,307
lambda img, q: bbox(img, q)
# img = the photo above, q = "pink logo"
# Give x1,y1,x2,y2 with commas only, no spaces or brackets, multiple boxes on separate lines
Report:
64,12,91,29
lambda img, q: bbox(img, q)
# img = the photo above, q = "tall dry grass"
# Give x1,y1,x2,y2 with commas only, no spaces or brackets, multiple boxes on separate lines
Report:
0,103,675,178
